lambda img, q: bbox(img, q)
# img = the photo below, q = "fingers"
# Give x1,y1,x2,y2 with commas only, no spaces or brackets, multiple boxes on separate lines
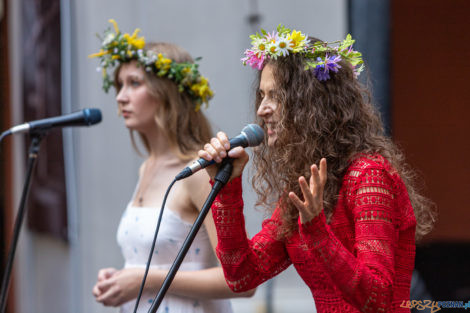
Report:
289,158,328,224
210,137,227,162
197,131,251,181
298,176,314,205
197,148,212,161
95,278,120,306
203,142,220,162
94,279,116,305
319,158,327,184
198,132,230,164
289,185,313,224
288,191,304,211
96,278,113,294
92,284,101,298
309,158,327,191
94,268,117,300
198,131,248,163
310,164,321,194
96,287,119,306
97,268,116,281
217,131,230,150
289,176,313,220
227,146,247,158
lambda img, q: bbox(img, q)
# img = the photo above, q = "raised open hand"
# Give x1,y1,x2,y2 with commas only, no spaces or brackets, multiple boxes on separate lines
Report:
288,158,327,224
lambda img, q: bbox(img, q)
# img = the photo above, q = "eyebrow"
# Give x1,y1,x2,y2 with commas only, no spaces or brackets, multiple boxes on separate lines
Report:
126,73,144,80
119,74,143,86
258,89,278,97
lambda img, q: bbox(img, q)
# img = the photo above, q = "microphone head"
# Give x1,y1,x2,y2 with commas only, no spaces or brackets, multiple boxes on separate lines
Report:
83,108,102,126
241,124,265,147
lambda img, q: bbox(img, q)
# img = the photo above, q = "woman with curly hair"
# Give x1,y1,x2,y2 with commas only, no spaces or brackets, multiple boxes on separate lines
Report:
199,26,435,312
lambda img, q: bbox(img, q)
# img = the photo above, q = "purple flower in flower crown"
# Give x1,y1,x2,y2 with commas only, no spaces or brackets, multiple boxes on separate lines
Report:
241,49,266,70
314,55,342,81
314,65,330,81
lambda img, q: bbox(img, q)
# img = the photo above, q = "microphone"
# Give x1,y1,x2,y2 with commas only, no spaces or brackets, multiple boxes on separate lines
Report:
175,124,264,180
4,108,102,136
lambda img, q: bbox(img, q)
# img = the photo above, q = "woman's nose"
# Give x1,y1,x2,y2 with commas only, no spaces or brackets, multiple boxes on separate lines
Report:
116,87,128,104
257,101,272,117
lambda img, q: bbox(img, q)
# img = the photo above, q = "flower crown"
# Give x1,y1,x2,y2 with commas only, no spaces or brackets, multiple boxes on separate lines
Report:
242,24,364,81
89,19,214,111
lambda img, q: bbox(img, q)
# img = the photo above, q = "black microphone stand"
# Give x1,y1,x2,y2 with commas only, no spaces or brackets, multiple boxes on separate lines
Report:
148,159,234,313
0,131,46,313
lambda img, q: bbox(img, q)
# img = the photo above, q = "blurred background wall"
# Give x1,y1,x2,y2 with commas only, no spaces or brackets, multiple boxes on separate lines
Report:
1,0,469,313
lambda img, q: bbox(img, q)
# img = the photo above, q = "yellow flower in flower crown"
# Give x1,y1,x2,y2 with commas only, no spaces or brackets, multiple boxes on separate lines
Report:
109,19,120,34
123,28,145,50
89,49,108,58
288,30,308,52
191,76,213,107
155,53,172,74
155,53,171,68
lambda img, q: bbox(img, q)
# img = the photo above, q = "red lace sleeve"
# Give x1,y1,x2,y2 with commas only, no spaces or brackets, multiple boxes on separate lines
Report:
211,177,291,292
299,164,402,312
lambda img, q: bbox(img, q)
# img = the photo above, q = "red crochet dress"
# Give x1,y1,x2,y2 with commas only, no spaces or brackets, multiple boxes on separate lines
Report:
211,155,416,312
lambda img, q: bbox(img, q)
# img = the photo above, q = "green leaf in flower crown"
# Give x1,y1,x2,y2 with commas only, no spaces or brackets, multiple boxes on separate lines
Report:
312,41,327,50
339,34,355,51
313,45,329,53
355,64,364,74
277,24,290,35
343,50,363,66
260,29,267,36
349,58,363,67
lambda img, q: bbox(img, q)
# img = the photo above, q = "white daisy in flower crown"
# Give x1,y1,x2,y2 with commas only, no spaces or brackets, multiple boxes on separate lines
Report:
252,37,268,57
275,35,293,57
266,41,281,59
241,24,364,82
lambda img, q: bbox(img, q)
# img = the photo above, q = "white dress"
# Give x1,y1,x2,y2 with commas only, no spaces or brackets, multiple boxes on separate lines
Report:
116,182,233,313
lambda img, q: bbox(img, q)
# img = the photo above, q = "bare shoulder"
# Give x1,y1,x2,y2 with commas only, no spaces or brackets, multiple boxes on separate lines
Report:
183,167,211,193
180,160,212,211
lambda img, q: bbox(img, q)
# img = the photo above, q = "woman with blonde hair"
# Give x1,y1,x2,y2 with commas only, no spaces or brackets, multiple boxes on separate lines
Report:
90,20,254,313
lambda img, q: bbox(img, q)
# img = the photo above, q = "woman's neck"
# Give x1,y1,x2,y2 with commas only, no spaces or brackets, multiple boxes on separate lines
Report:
142,126,182,164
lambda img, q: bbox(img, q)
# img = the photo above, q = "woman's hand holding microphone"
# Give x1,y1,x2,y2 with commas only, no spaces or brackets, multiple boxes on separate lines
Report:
197,131,250,181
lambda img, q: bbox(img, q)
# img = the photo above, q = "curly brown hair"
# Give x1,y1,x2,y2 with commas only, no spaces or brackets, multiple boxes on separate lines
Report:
251,38,435,241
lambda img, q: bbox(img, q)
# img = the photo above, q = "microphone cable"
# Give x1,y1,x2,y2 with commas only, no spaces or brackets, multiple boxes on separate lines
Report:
132,177,177,313
0,130,10,144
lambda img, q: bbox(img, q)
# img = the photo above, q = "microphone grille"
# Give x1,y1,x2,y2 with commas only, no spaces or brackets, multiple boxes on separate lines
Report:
242,124,265,147
84,108,102,125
